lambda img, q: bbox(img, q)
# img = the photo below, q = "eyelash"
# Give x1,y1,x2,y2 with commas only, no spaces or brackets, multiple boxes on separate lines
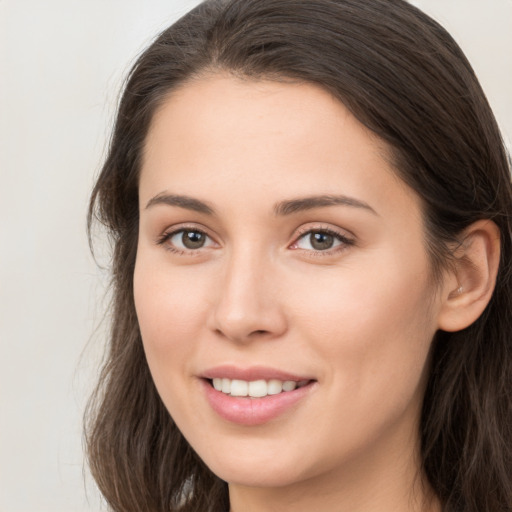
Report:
156,225,213,256
155,225,355,256
291,226,355,256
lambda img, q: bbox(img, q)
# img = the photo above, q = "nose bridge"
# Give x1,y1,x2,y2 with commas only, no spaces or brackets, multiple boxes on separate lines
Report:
210,243,286,342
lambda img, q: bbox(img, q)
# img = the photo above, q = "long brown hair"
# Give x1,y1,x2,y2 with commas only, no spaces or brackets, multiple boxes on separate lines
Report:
86,1,512,510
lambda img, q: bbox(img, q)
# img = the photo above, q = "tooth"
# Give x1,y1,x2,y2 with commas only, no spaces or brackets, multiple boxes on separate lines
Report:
214,377,302,396
282,380,297,392
230,379,248,396
248,380,267,397
221,378,231,394
267,379,283,395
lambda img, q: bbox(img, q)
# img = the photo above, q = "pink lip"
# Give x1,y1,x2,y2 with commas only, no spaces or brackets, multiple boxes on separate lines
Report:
200,365,316,426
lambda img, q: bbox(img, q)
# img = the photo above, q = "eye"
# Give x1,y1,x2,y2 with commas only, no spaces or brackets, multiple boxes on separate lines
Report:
159,228,216,252
291,228,353,252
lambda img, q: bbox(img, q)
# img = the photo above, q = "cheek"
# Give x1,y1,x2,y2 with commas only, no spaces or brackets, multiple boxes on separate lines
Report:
133,255,210,383
294,260,433,340
292,270,435,460
291,251,436,401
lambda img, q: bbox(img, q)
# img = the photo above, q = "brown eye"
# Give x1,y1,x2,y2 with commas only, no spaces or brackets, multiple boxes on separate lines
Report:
165,229,215,251
181,230,206,249
292,229,352,253
309,232,335,250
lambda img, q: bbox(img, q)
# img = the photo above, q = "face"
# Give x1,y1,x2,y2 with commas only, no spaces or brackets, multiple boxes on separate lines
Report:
134,75,445,492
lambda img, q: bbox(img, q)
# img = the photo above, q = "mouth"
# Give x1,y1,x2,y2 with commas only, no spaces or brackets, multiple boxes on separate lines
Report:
206,377,312,398
200,368,317,425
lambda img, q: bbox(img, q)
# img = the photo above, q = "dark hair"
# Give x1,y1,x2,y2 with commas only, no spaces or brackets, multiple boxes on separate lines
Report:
86,1,512,511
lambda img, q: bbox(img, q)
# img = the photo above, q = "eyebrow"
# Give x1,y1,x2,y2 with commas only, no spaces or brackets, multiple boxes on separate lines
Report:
145,192,377,216
145,193,215,215
274,194,378,216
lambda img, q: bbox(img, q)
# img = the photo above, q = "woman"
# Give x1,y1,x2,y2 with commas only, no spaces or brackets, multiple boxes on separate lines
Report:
86,0,512,511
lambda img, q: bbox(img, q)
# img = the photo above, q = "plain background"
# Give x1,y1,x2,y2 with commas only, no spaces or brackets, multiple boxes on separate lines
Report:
0,1,510,511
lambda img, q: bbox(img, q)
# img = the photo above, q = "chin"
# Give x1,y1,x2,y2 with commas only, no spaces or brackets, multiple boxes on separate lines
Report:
211,462,306,489
194,441,315,489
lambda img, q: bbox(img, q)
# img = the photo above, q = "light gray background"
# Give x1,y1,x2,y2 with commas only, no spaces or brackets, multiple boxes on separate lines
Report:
0,1,510,511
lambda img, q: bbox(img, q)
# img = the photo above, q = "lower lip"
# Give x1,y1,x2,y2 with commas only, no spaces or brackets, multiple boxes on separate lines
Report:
201,379,315,426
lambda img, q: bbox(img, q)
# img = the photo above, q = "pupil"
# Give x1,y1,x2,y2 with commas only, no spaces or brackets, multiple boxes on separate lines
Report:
310,232,334,250
182,231,205,249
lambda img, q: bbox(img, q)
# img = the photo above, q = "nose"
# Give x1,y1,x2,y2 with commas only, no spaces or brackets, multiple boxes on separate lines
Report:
207,248,288,344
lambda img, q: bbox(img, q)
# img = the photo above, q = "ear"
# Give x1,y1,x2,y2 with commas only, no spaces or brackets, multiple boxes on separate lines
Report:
437,220,501,332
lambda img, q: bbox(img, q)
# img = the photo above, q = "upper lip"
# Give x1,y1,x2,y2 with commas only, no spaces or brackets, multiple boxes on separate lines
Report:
201,365,314,382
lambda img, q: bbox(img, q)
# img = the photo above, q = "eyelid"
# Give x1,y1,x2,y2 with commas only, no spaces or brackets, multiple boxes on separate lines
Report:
155,223,219,252
154,222,354,255
289,224,355,253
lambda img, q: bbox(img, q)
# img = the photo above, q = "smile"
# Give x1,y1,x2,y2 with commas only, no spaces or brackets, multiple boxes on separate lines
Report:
211,378,310,398
200,368,317,426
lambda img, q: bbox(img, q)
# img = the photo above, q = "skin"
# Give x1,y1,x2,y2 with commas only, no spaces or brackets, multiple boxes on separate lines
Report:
134,75,446,512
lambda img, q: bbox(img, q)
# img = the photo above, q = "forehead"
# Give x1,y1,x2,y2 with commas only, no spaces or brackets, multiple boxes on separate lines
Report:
145,74,377,151
140,74,418,222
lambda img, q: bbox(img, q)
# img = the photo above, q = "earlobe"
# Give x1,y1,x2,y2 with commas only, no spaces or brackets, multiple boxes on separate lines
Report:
437,220,501,332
